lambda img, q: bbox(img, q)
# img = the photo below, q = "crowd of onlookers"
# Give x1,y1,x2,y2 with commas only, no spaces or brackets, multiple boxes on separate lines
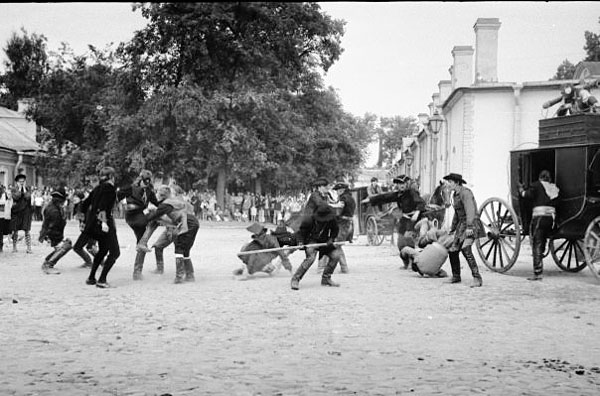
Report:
0,183,309,225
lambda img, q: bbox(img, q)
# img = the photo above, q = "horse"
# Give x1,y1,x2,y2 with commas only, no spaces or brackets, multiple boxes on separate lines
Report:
421,181,454,232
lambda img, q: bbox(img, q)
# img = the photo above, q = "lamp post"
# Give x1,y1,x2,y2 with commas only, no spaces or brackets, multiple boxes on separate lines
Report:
428,111,444,188
405,151,414,178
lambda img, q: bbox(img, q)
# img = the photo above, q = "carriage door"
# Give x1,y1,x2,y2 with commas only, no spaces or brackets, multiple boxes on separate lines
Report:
555,147,586,224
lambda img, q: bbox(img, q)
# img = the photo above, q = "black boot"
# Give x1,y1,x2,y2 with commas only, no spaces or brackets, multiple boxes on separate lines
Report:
529,230,545,281
447,251,462,283
174,257,185,284
462,246,482,287
183,258,195,282
291,259,312,290
25,232,32,254
74,245,93,268
321,257,340,287
132,251,146,280
152,248,165,274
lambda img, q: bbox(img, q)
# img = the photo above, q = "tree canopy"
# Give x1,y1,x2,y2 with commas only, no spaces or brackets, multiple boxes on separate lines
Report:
0,2,381,207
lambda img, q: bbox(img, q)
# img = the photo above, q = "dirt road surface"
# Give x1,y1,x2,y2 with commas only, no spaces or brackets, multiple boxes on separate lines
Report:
1,220,599,395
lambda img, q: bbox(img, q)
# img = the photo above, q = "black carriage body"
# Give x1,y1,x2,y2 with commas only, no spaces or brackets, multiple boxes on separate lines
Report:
351,185,397,245
511,114,600,239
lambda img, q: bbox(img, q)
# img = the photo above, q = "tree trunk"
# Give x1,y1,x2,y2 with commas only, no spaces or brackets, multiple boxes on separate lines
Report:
255,177,262,195
376,133,384,168
216,167,227,210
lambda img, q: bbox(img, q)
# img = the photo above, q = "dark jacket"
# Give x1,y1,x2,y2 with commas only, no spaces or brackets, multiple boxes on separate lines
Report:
522,180,558,208
369,188,425,213
338,191,356,218
40,199,66,245
304,191,328,215
83,182,117,235
296,215,339,252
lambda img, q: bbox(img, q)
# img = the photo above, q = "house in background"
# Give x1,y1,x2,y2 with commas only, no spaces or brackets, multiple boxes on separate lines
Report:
0,100,43,187
399,18,597,205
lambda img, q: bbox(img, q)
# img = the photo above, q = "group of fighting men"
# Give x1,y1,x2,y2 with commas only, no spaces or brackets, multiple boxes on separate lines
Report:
31,163,558,289
36,168,199,288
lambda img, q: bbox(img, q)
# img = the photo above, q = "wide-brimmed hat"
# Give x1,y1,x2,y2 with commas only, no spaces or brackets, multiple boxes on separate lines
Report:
314,204,335,222
393,175,410,184
443,173,467,184
371,177,378,182
332,182,349,191
51,187,67,200
312,177,329,187
14,174,26,182
246,222,266,235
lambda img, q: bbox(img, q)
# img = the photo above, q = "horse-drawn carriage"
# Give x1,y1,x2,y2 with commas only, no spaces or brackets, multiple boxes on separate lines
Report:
352,183,450,246
474,113,600,282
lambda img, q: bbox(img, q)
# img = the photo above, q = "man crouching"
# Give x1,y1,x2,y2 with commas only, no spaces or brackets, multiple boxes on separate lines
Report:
234,223,293,279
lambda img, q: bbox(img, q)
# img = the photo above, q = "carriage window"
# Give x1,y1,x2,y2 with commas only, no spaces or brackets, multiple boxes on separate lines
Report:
588,148,600,196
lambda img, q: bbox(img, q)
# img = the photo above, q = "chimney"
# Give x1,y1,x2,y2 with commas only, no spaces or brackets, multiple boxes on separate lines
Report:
474,18,501,83
451,46,474,90
438,80,452,103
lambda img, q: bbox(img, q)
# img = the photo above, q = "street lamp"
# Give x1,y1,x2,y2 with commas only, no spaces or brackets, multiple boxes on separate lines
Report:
428,111,444,188
405,151,414,177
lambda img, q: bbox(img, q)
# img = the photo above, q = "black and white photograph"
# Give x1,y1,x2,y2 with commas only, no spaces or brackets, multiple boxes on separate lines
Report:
1,2,600,395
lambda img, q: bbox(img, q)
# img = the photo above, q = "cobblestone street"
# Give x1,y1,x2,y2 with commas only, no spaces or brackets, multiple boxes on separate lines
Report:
1,220,600,395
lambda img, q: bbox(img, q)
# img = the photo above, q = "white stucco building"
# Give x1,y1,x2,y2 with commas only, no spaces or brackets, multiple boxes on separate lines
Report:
0,100,42,187
394,18,593,205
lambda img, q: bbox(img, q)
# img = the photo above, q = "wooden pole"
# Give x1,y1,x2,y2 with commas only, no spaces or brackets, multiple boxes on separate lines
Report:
237,241,347,256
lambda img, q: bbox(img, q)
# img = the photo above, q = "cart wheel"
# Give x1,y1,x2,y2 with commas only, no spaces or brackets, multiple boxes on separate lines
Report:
583,216,600,282
475,198,521,273
549,236,587,272
366,216,384,246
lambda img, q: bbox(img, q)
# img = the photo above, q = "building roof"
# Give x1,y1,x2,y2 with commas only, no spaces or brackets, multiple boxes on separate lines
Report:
0,106,40,152
574,62,600,80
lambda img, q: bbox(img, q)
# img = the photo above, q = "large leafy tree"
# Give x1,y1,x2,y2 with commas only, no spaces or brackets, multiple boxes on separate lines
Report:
377,115,417,168
0,28,48,110
116,2,350,205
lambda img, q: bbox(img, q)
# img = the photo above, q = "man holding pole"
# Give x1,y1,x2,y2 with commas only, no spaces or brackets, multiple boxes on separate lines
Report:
291,204,343,290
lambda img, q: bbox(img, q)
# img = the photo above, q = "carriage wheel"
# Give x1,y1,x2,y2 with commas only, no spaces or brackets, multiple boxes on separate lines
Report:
366,216,384,246
475,198,521,273
549,236,587,272
583,216,600,282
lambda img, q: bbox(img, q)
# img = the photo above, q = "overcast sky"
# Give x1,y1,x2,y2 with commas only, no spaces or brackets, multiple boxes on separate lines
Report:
1,2,599,120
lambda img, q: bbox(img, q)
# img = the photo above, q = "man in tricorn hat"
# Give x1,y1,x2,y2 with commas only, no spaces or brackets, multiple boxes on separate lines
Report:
10,174,33,253
234,222,293,279
442,173,485,287
291,204,342,290
364,174,425,256
39,187,71,274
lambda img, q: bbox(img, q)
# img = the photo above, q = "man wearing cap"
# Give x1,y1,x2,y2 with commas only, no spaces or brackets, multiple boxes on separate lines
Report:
330,182,355,273
304,177,330,216
365,175,425,255
234,222,293,279
443,173,485,287
291,204,342,290
39,187,71,274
